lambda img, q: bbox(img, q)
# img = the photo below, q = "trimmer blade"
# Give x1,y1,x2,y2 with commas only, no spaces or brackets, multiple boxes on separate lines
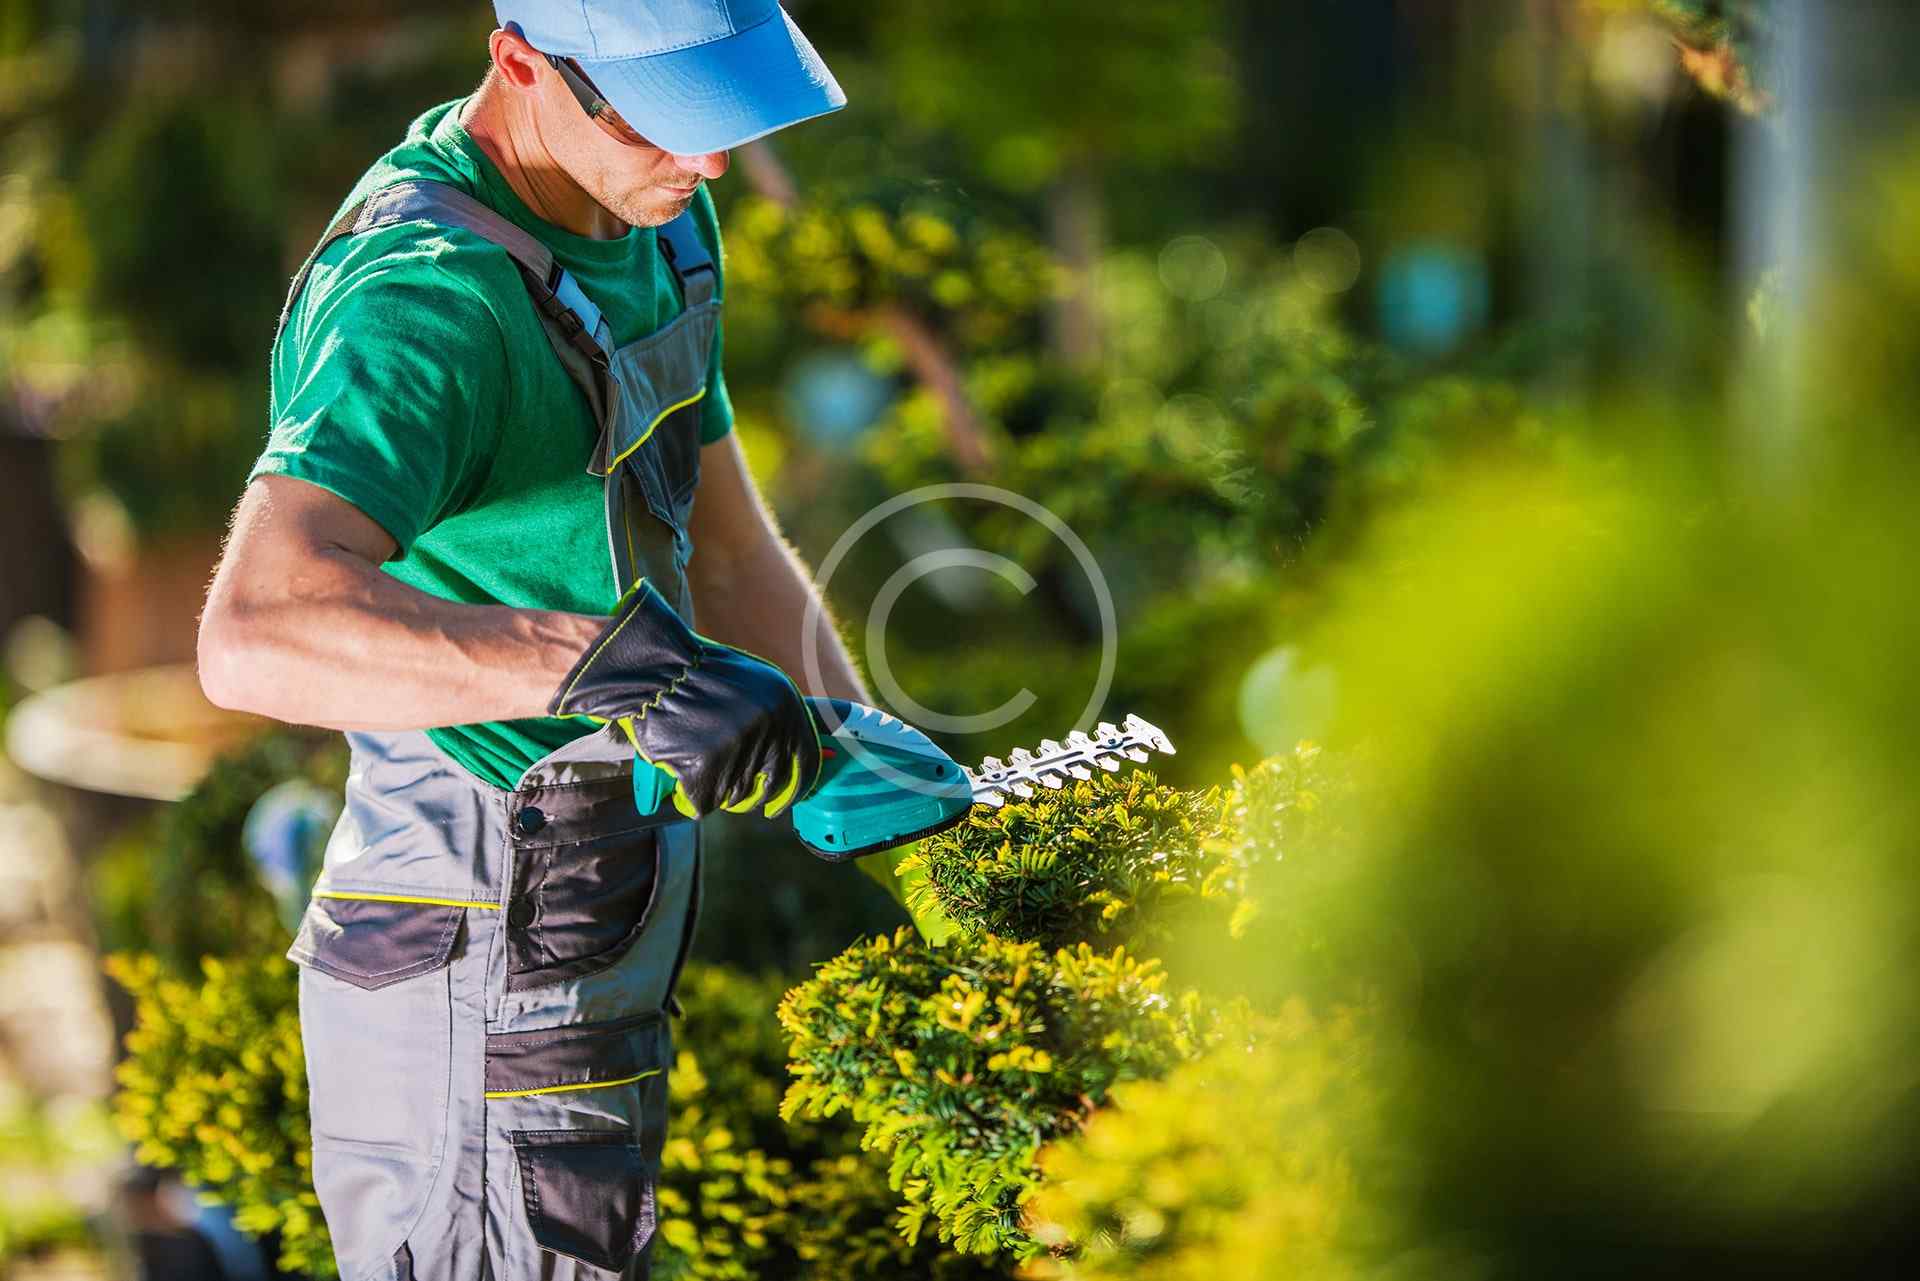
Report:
964,714,1177,809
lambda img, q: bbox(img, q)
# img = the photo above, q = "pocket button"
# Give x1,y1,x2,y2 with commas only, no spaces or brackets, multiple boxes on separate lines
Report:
513,806,547,838
507,899,537,929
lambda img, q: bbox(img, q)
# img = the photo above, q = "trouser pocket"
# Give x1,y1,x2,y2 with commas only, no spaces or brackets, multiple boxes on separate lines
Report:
289,895,464,1279
510,1130,656,1272
486,1015,670,1278
506,822,663,992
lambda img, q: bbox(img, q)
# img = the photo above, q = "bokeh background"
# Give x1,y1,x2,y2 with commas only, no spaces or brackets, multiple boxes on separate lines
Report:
4,1,1918,1277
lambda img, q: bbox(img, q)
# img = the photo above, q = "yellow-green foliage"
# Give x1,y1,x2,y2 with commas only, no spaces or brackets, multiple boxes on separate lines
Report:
1185,744,1365,1002
724,193,1062,345
901,771,1228,950
1024,1003,1381,1281
652,965,810,1281
655,1045,797,1281
107,952,963,1281
903,744,1356,987
777,927,1216,1260
106,953,333,1279
790,1153,1011,1281
797,744,1361,1265
653,963,1012,1281
659,1050,1015,1281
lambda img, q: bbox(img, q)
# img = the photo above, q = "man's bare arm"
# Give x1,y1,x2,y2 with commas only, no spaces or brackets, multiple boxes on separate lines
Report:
198,474,604,730
687,434,950,922
684,433,870,705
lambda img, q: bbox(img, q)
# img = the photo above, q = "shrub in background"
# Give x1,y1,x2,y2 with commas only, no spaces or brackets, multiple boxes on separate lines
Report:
1024,1001,1381,1281
90,731,344,969
106,954,331,1279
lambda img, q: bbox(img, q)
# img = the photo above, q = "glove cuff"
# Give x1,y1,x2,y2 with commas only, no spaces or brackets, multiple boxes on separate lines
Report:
549,578,698,719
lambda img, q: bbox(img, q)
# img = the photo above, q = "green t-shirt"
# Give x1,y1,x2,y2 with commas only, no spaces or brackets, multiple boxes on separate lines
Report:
254,97,733,790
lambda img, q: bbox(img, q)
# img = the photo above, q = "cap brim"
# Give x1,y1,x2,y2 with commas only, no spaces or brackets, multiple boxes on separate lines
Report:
579,9,846,156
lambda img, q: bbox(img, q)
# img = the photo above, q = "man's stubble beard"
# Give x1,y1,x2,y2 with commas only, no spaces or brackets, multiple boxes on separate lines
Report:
590,175,695,231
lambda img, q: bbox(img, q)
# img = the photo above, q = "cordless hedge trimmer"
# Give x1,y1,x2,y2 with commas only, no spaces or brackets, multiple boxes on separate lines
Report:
631,697,1177,859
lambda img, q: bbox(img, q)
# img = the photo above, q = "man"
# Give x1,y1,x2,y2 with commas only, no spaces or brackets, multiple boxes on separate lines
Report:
197,4,867,1278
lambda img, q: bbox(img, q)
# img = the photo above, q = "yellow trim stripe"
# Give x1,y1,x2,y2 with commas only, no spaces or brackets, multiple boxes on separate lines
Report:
314,890,500,911
606,388,708,469
484,1068,663,1100
720,768,770,815
762,752,804,820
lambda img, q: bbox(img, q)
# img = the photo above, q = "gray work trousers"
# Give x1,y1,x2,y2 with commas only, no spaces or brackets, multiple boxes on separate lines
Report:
288,727,700,1280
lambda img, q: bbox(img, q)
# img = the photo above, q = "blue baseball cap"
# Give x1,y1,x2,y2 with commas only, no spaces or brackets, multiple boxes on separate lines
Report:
493,0,846,155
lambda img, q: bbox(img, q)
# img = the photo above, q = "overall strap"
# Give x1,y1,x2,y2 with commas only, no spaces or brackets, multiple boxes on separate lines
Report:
274,179,617,431
654,211,719,309
278,181,558,342
273,183,721,489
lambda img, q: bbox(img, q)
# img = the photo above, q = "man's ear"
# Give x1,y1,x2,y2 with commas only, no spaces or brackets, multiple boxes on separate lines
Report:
487,24,546,92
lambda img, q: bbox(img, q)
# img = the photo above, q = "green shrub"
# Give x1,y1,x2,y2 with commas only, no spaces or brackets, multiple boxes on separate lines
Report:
654,1045,797,1281
900,770,1227,951
106,949,953,1281
788,1153,1012,1281
656,964,1020,1279
1023,1002,1383,1281
661,965,815,1156
902,742,1356,976
777,927,1217,1260
106,953,332,1279
652,964,818,1281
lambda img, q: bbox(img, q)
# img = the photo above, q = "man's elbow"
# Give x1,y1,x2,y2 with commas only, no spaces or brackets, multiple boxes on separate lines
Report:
196,597,273,715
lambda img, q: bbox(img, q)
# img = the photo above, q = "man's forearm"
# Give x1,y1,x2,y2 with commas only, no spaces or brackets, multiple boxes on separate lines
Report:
687,524,870,706
199,477,605,731
201,552,604,731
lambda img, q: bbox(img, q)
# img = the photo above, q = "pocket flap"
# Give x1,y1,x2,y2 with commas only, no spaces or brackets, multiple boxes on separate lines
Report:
287,895,464,991
510,1130,654,1271
485,1013,666,1099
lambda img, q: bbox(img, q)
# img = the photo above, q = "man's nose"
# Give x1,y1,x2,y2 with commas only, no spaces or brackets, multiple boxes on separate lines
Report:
673,150,730,181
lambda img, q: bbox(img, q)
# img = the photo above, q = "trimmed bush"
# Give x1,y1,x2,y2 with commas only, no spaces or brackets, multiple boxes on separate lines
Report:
900,770,1228,951
777,927,1217,1260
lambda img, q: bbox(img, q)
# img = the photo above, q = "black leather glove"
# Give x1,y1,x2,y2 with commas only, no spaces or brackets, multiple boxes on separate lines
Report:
550,579,822,820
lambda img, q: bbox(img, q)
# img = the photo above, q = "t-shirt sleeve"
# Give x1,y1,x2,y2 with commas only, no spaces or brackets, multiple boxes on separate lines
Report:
693,186,734,445
255,259,509,555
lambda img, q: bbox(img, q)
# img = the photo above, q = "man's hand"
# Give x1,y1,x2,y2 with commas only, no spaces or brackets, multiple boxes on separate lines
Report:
550,578,822,819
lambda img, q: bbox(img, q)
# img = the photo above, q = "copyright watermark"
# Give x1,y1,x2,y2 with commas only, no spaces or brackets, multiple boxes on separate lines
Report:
802,483,1117,790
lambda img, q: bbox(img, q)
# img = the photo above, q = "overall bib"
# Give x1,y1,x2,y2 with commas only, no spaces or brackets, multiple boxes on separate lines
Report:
275,181,719,1280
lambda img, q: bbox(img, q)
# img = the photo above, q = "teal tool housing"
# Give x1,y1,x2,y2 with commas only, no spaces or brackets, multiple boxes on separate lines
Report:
632,696,975,860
